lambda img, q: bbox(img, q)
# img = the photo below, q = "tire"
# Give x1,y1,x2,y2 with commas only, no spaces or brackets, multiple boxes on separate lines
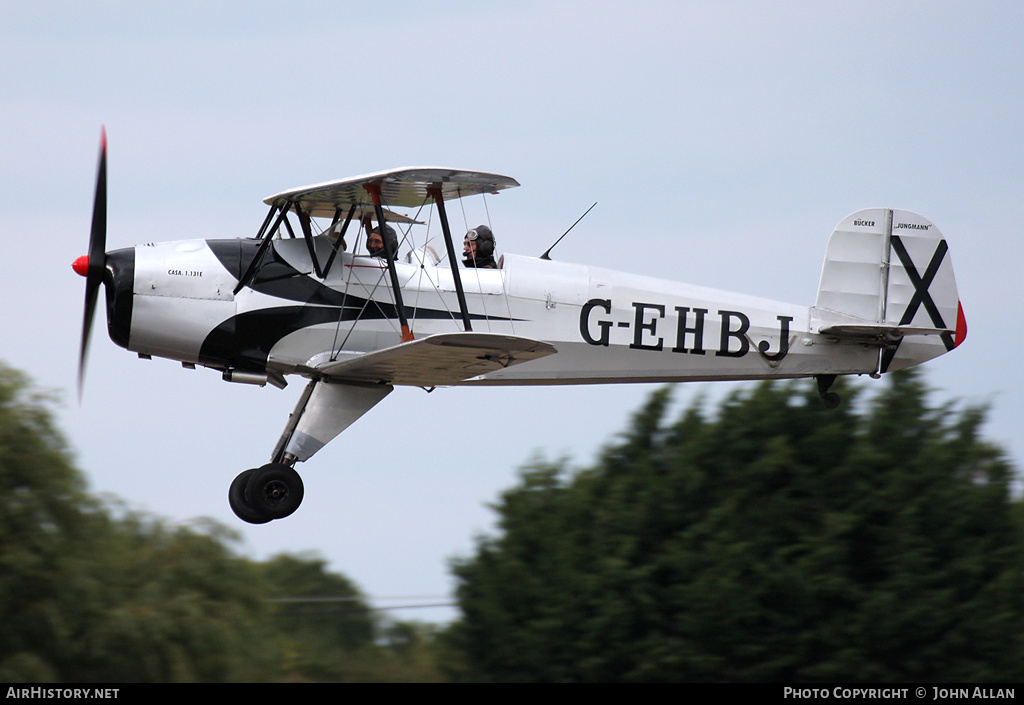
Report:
244,463,304,520
229,468,272,524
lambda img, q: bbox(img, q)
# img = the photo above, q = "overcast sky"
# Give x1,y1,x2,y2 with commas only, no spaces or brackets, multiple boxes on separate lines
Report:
3,1,1022,622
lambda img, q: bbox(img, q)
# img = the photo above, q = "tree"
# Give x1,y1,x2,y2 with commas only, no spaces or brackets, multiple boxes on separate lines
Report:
0,362,440,683
446,372,1024,681
0,364,101,682
255,555,446,682
254,553,376,681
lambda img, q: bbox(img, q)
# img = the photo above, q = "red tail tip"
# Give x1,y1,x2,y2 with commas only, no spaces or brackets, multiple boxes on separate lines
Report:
954,301,967,348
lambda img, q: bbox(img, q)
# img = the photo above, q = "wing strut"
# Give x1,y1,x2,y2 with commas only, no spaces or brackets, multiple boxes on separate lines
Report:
428,186,473,332
295,204,325,279
322,204,356,277
363,183,414,342
234,204,290,295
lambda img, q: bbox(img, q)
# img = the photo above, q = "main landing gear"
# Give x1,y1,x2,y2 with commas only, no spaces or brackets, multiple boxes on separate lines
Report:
815,374,841,409
229,463,304,524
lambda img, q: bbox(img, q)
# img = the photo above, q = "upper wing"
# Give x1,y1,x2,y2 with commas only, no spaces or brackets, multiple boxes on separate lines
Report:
320,205,423,224
313,332,556,387
264,167,520,215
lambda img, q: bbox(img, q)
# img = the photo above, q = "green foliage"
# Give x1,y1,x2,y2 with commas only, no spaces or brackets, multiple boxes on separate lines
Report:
255,553,375,681
259,553,374,650
0,363,442,682
53,515,278,682
447,372,1024,681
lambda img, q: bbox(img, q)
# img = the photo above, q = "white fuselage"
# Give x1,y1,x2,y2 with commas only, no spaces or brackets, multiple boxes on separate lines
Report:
119,235,878,387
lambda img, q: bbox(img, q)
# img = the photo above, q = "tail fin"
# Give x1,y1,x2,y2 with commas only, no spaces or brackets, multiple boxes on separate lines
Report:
812,208,966,373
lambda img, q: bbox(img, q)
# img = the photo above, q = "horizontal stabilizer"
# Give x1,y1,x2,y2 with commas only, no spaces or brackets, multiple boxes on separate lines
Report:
820,323,954,344
315,332,557,387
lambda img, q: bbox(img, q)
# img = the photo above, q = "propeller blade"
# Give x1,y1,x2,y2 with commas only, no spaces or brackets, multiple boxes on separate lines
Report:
78,127,108,400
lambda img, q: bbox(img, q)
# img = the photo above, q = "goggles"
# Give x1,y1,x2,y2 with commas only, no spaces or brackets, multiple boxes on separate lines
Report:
465,228,493,243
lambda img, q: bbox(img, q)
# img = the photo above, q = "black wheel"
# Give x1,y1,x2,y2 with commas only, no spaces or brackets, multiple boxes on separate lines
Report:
245,463,304,520
229,468,272,524
823,392,841,409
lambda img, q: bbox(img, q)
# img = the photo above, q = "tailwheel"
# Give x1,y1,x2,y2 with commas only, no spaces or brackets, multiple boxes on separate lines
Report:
244,462,305,521
815,374,841,409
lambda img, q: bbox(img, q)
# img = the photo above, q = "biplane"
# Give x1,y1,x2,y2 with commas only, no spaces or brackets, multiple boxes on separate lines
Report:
74,132,966,523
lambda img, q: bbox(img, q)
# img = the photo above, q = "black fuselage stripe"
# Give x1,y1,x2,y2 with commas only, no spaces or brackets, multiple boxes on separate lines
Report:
201,239,518,370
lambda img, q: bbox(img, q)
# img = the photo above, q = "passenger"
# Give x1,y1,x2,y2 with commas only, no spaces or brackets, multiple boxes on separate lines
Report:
366,225,398,259
327,221,347,251
463,225,497,268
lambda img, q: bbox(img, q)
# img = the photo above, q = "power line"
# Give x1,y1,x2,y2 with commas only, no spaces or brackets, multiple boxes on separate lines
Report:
268,595,457,613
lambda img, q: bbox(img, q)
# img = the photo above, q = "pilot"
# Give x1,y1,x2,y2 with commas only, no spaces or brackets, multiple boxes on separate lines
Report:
367,224,398,259
463,225,497,268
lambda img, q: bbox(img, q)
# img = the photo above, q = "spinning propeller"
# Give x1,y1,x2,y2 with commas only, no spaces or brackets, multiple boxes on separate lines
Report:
72,128,108,400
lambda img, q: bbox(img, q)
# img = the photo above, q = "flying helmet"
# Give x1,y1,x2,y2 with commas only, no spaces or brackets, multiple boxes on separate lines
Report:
465,224,496,259
368,224,398,257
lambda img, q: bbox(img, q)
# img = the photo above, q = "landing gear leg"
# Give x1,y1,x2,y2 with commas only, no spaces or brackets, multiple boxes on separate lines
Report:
228,462,305,524
815,374,841,409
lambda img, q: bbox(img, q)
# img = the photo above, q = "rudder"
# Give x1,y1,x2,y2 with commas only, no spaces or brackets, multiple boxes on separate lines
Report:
813,208,966,373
